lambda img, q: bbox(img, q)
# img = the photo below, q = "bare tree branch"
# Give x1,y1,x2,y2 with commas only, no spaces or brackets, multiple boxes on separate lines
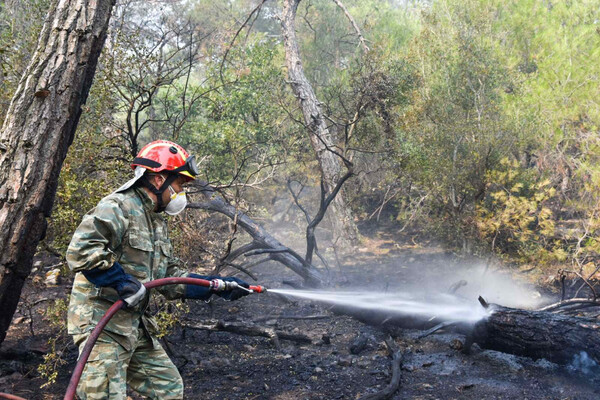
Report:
219,0,268,85
332,0,370,53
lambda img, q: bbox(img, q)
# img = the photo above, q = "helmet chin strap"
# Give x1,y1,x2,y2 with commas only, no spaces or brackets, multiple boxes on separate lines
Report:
140,173,178,212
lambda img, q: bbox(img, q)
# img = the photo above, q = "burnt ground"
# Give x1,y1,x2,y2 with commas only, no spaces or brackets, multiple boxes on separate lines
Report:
1,231,600,400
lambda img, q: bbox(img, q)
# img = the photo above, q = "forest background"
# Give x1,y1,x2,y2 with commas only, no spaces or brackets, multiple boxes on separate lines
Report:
1,0,599,297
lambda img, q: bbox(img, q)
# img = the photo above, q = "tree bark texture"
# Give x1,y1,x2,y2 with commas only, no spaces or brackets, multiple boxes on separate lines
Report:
280,0,359,249
0,0,115,345
471,306,600,365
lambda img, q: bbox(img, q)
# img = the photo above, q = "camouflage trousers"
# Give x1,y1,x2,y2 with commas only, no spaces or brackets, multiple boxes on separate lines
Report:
72,328,183,399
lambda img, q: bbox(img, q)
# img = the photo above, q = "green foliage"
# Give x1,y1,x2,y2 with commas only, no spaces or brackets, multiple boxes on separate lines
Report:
189,39,290,185
50,160,108,252
38,298,69,388
295,0,419,95
47,76,127,252
2,0,595,272
154,299,189,339
378,0,600,267
412,0,517,190
476,159,563,263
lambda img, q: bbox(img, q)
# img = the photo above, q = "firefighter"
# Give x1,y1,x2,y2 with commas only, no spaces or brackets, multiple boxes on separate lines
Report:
66,140,249,399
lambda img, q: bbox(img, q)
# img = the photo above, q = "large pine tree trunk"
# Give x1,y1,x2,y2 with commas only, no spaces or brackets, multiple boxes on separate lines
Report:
0,0,115,346
280,0,359,249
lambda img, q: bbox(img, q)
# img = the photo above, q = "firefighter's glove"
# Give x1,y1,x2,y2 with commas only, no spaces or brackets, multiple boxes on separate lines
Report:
185,273,214,301
218,277,251,301
185,274,250,301
82,262,146,308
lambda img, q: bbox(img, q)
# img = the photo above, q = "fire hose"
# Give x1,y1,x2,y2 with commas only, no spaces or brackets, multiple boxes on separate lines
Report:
0,277,266,400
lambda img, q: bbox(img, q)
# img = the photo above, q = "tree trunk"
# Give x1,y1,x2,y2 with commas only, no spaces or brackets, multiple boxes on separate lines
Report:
280,0,359,249
0,0,115,346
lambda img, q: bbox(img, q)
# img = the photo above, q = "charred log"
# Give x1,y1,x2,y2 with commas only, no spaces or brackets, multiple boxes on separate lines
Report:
330,304,440,331
470,306,600,365
329,302,600,365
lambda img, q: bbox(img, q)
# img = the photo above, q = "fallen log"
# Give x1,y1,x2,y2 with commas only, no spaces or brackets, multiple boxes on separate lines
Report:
327,302,600,366
184,319,312,351
469,305,600,365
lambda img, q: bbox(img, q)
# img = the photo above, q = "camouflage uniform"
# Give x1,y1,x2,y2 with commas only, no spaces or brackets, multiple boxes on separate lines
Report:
67,187,189,399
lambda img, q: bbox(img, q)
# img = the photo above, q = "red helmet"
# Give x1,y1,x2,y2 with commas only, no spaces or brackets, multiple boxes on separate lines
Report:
132,140,198,180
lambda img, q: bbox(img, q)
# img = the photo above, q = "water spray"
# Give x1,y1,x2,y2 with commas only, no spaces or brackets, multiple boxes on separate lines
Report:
268,288,490,323
1,280,492,400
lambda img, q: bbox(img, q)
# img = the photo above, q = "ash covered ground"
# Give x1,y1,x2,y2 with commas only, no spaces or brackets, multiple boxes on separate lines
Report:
1,233,599,399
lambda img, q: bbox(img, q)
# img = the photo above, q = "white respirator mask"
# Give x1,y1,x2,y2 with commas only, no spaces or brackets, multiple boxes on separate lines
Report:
165,185,187,216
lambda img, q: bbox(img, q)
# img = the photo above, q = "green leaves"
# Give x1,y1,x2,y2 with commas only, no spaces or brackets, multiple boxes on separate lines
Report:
11,0,596,271
192,40,289,184
476,158,558,262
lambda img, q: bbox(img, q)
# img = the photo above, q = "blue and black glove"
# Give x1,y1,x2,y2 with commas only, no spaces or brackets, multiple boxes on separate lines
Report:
82,262,146,308
186,274,250,301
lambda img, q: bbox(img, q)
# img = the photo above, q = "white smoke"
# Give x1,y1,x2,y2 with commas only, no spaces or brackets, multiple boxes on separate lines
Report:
432,262,548,309
568,351,599,375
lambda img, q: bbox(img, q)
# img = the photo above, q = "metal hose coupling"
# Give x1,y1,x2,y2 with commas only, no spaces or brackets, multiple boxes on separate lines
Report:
209,279,266,294
209,279,236,292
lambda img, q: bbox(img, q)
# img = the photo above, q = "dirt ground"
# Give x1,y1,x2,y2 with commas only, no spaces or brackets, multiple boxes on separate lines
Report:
1,230,599,400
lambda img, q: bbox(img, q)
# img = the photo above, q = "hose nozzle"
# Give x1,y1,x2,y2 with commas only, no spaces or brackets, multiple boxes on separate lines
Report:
209,279,266,294
249,285,266,293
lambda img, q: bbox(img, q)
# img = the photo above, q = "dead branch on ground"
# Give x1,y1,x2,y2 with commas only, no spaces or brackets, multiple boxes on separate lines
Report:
417,321,458,340
253,314,330,323
184,319,312,351
358,337,403,400
536,298,600,312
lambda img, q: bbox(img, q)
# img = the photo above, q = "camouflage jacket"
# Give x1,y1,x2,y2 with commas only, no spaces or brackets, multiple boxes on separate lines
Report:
66,187,188,349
